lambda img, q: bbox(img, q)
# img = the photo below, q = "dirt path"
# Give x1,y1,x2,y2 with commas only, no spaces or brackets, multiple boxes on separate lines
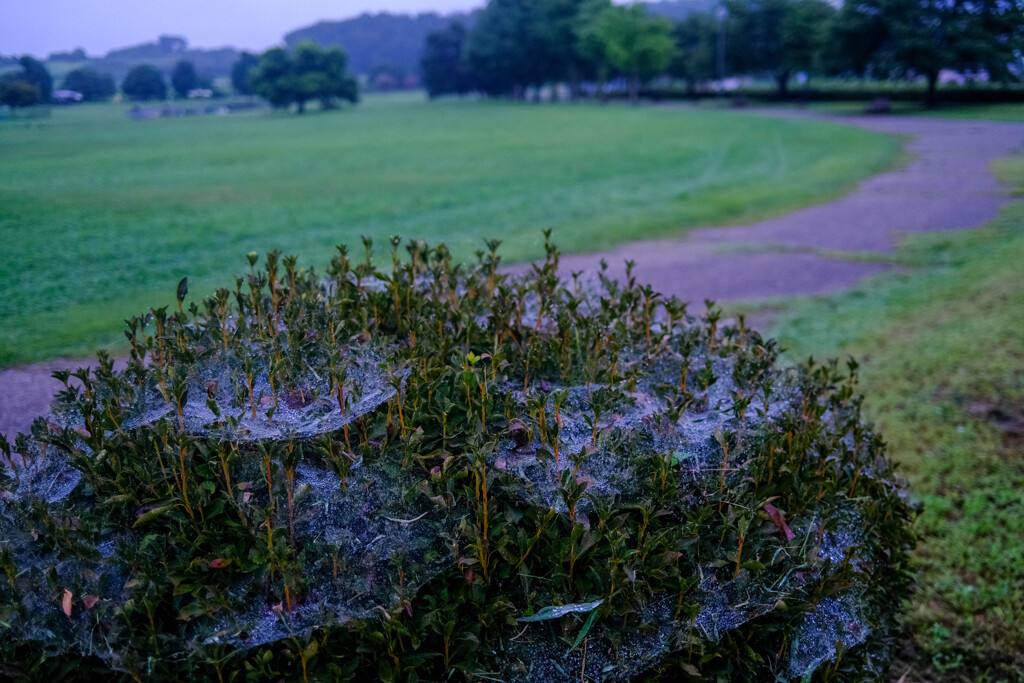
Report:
3,111,1023,442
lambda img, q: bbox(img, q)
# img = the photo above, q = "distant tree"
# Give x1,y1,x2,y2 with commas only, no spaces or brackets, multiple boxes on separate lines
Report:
725,0,835,97
231,52,260,95
293,42,359,111
61,68,116,101
250,43,358,113
48,48,88,62
0,79,42,107
122,64,167,101
16,56,53,102
420,22,475,97
581,4,675,104
170,60,199,98
668,13,718,94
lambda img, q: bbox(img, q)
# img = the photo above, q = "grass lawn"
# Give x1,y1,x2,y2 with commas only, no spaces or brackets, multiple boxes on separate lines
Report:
0,92,896,366
765,157,1024,682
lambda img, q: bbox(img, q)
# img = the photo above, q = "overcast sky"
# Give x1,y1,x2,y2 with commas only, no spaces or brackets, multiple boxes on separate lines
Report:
1,0,484,58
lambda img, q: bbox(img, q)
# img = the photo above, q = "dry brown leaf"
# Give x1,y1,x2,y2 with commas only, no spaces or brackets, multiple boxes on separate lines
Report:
62,588,73,617
764,503,796,541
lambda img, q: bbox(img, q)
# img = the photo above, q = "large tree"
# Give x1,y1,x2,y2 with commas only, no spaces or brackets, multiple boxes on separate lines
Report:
580,4,675,104
466,0,546,96
170,60,200,98
61,68,116,101
122,64,167,101
863,0,1024,105
250,42,358,113
725,0,835,97
420,22,475,98
825,0,889,77
668,13,718,94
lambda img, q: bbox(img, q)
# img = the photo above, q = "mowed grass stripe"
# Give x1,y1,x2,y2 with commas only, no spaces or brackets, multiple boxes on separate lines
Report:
0,93,897,365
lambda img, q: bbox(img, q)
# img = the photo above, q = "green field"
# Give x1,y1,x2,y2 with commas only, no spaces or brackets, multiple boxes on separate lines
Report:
0,92,897,366
766,157,1024,681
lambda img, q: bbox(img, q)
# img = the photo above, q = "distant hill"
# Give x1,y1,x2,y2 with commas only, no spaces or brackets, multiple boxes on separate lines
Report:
284,11,476,77
97,36,238,82
37,36,239,85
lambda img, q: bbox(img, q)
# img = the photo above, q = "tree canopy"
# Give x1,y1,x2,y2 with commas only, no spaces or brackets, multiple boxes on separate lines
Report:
170,60,200,98
122,64,167,101
416,0,1023,106
420,22,475,97
250,42,358,113
582,4,675,103
0,56,53,106
61,68,116,101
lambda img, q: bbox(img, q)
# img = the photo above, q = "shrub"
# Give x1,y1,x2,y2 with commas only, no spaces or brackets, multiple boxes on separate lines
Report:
61,68,117,102
0,236,914,681
121,64,167,101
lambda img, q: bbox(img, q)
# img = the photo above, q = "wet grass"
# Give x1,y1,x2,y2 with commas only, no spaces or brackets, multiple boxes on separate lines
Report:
0,92,897,366
767,156,1024,681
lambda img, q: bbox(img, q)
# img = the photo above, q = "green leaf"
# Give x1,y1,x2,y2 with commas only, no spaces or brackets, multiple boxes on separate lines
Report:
567,606,600,653
133,505,175,528
517,600,603,622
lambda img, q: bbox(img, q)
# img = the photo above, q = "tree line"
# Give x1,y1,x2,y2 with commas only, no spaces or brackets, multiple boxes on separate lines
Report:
0,42,359,113
421,0,1024,105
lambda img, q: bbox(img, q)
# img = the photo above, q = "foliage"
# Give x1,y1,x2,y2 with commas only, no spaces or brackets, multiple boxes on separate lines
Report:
60,68,116,102
581,4,675,104
767,156,1024,682
249,42,358,113
724,0,836,96
231,52,260,96
0,79,42,108
0,56,52,107
420,22,476,98
0,96,898,365
0,235,914,681
16,56,54,103
864,0,1024,105
466,0,549,96
121,64,167,101
667,13,718,93
170,60,200,99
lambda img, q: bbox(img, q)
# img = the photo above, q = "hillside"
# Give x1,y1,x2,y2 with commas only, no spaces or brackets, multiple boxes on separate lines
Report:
284,12,476,78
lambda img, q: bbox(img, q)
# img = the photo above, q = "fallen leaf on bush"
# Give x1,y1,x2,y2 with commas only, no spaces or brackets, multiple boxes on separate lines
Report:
209,558,230,569
764,503,795,541
62,589,73,617
83,595,100,609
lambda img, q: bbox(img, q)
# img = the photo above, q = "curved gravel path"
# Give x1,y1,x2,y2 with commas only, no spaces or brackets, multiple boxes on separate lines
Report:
3,111,1023,442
